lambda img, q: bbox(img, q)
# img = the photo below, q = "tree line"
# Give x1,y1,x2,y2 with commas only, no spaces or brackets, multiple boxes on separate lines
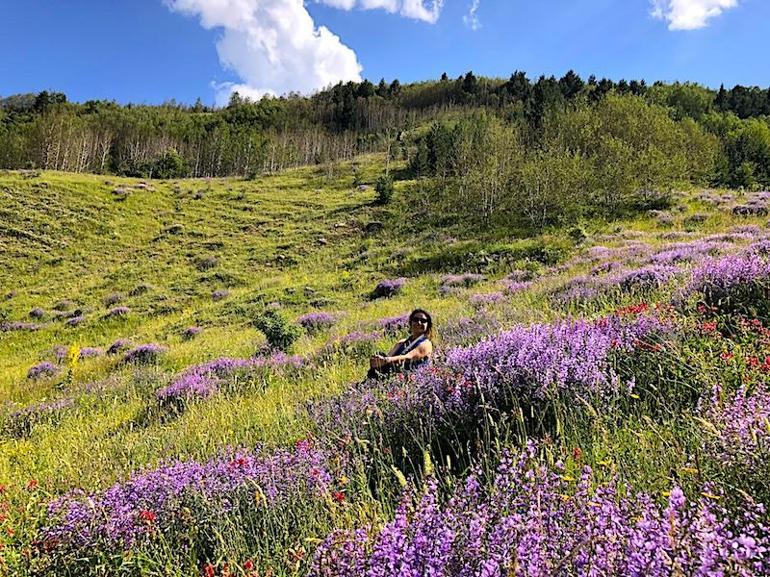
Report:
1,71,769,188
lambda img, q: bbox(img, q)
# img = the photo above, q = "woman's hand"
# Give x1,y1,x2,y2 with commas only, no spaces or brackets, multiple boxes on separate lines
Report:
369,354,389,369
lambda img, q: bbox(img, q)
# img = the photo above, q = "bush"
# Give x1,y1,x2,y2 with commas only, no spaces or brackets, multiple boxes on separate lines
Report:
253,309,301,351
374,174,394,205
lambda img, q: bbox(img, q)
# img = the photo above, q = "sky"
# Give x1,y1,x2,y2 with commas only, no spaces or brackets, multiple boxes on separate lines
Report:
1,0,768,106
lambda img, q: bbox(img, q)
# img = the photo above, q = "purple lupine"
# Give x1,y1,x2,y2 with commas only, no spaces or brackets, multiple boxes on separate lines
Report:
123,344,167,364
42,444,335,555
310,312,675,439
65,315,84,327
106,339,132,356
311,445,770,577
52,345,68,363
700,384,770,475
440,311,501,348
502,280,531,295
298,312,338,333
682,253,770,308
29,307,46,319
378,313,410,336
212,289,230,301
371,278,406,299
648,240,730,265
78,347,103,359
181,326,202,340
468,292,504,307
506,269,534,283
156,352,305,405
0,321,41,332
105,306,130,318
6,398,75,437
444,313,673,401
609,264,680,293
103,293,123,307
27,361,59,380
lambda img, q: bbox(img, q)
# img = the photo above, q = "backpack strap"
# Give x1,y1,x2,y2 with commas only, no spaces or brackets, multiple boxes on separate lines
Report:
399,334,427,355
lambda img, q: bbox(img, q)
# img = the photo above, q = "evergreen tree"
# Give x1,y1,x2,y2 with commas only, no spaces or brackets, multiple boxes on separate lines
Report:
558,70,584,99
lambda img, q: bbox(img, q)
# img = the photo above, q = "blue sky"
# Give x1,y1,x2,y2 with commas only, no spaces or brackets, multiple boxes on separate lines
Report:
1,0,767,105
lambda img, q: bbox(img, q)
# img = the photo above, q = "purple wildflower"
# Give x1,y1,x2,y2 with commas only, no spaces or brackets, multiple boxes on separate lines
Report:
378,314,410,336
440,273,485,288
42,444,334,555
27,361,59,380
123,344,167,364
181,326,202,340
312,445,770,577
78,347,103,359
29,307,46,319
0,321,41,332
107,339,132,356
682,253,770,310
468,292,504,307
212,289,230,301
65,315,84,327
298,312,338,333
371,278,406,299
502,280,532,295
5,398,75,438
103,293,123,307
105,306,130,318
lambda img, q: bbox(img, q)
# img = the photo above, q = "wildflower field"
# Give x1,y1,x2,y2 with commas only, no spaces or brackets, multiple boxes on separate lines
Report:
3,157,770,576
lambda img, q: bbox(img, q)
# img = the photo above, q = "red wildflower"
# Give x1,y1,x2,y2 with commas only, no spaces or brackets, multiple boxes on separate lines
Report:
572,447,583,461
617,303,649,316
243,559,255,571
747,356,760,369
332,491,346,503
720,351,734,362
203,563,215,577
26,479,38,490
701,321,718,334
139,510,156,523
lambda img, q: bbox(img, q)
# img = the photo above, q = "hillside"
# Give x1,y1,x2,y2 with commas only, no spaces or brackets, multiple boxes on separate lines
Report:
2,159,770,575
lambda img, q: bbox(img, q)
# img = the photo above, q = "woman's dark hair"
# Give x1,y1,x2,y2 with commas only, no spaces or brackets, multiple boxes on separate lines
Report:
409,308,433,339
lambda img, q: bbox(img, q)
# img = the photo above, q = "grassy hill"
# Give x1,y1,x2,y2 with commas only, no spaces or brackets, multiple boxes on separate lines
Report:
2,159,770,575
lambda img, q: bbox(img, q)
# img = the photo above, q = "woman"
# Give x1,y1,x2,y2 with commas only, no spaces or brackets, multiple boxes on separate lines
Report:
368,309,434,379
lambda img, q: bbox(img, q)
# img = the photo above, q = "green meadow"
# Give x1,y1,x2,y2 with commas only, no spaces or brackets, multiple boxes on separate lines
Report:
2,154,770,575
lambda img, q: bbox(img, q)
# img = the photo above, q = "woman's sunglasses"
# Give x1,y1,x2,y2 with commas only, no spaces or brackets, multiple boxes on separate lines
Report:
410,317,429,324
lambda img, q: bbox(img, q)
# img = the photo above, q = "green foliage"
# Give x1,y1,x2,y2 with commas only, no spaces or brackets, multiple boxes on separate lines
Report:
253,308,302,351
374,173,394,205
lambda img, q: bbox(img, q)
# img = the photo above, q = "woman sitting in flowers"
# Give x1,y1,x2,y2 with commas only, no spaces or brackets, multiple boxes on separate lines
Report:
368,309,434,379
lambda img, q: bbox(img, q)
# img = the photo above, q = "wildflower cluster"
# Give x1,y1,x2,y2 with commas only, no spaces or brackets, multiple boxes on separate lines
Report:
156,352,304,406
371,278,406,299
312,445,769,577
42,444,335,556
298,312,338,334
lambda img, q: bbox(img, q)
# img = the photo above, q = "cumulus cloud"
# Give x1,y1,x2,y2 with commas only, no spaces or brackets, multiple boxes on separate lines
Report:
651,0,738,30
317,0,444,23
166,0,363,104
463,0,481,30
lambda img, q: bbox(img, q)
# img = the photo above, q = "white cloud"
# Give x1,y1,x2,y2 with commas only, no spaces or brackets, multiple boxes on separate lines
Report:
463,0,481,30
166,0,363,104
317,0,443,23
651,0,738,30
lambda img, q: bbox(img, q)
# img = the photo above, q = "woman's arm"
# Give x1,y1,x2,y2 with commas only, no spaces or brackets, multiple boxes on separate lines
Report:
385,341,433,364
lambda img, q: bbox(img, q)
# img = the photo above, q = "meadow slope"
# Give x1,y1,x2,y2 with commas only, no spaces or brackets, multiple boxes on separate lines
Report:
2,159,770,576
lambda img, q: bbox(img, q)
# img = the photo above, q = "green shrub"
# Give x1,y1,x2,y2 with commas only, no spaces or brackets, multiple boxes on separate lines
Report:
253,309,302,351
375,174,394,205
